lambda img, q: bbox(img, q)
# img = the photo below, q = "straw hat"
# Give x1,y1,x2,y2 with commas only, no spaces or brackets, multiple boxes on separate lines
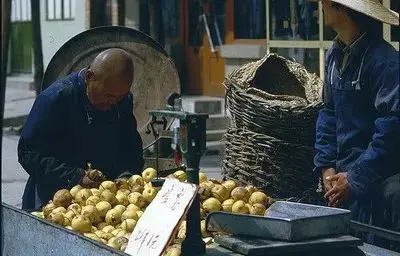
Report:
309,0,399,26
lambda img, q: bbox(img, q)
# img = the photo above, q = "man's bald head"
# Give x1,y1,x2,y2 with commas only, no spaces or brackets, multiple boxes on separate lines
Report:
85,48,134,111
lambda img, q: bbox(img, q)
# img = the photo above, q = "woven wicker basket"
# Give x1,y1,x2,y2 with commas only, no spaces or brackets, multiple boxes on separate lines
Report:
222,53,324,202
224,53,323,145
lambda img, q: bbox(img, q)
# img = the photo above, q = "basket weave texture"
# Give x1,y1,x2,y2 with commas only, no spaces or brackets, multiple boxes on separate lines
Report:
222,53,324,200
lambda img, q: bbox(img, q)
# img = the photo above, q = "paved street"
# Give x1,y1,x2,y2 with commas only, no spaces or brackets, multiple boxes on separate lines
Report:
1,131,223,209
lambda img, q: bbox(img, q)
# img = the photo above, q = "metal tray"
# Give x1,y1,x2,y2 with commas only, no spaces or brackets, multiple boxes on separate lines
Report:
206,201,351,242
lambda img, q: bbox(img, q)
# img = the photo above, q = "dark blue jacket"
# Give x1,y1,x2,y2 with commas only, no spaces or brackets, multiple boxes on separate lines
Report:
19,68,144,210
314,34,399,199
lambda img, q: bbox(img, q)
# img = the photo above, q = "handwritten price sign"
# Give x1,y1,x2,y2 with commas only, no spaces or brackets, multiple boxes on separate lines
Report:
125,178,198,256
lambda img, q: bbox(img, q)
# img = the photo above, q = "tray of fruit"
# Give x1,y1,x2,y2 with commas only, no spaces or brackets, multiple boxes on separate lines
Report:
29,167,271,256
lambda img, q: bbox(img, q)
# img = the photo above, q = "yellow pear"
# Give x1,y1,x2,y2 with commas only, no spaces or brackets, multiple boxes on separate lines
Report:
211,185,230,202
42,202,56,218
231,187,250,202
249,203,266,216
249,191,269,206
107,241,120,250
105,209,122,226
130,185,144,194
90,188,101,197
84,233,102,242
200,207,206,219
102,225,115,233
115,178,130,190
222,199,235,212
65,226,73,230
52,207,67,215
245,185,259,195
128,192,146,208
121,210,138,221
221,180,237,194
232,200,249,214
136,210,144,219
128,175,144,187
201,220,209,237
120,219,137,232
95,230,114,241
96,201,112,218
141,168,157,183
81,205,100,224
65,210,76,222
70,185,83,198
199,172,207,183
114,205,127,215
115,193,129,206
199,183,212,201
71,215,92,233
120,242,128,251
142,187,157,203
97,222,108,230
116,230,127,238
75,189,93,205
203,181,215,190
49,212,65,226
86,195,101,206
126,204,141,213
64,217,72,226
111,228,123,236
117,189,131,196
202,198,222,213
165,247,181,256
67,203,82,215
173,170,187,182
100,190,117,206
99,181,117,194
53,189,73,208
31,211,44,219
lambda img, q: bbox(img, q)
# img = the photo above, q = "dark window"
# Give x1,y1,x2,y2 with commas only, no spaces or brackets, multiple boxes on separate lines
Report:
234,0,266,39
47,0,75,21
210,0,225,45
270,0,319,40
162,0,179,38
188,0,203,47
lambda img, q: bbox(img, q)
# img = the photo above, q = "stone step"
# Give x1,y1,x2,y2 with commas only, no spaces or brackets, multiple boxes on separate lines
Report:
182,96,225,115
6,76,35,91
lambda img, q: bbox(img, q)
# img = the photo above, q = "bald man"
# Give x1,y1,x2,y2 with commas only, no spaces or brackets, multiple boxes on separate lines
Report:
19,48,144,211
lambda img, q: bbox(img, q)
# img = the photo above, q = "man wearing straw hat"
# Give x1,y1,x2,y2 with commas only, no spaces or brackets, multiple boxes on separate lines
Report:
311,0,399,249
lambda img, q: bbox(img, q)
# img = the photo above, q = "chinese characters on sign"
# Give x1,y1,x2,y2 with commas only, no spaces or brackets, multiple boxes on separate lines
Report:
125,178,198,256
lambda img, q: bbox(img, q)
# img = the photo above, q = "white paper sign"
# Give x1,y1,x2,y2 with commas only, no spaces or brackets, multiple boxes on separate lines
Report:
125,178,198,256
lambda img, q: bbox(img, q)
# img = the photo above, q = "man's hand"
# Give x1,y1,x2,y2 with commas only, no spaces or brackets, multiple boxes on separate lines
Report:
80,169,106,188
322,168,336,193
324,172,350,207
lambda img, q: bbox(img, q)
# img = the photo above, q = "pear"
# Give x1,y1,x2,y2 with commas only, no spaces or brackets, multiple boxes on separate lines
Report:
142,187,157,203
221,180,237,194
70,185,83,198
120,242,128,251
116,193,129,206
100,190,117,206
115,178,130,190
105,209,122,226
199,183,212,201
97,222,108,230
141,168,157,183
43,202,56,218
201,220,209,237
84,233,102,243
249,203,266,216
128,192,146,208
99,181,117,194
222,199,235,212
75,189,93,205
114,205,127,215
249,191,269,206
31,211,44,219
52,207,67,215
128,175,144,187
245,185,259,195
231,187,250,202
86,195,101,206
117,188,131,196
96,201,112,218
199,172,207,183
65,210,76,222
126,204,141,213
107,241,120,250
232,200,249,214
81,205,100,224
111,228,123,236
136,210,144,219
65,226,73,230
120,219,137,232
121,210,138,221
95,230,114,241
71,215,92,233
173,170,187,182
102,225,115,233
211,185,230,202
67,203,82,215
49,212,65,226
53,189,73,208
203,181,216,190
130,185,144,194
202,198,222,213
90,188,101,197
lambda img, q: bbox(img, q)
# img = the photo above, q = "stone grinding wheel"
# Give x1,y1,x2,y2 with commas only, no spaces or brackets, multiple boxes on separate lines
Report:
41,26,181,149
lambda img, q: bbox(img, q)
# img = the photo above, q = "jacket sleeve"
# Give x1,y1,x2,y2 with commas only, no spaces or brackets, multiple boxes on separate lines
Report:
347,59,400,198
18,91,85,189
114,94,145,178
313,53,338,176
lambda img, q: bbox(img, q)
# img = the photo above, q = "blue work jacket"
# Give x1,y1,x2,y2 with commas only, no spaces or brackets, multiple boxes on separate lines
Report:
19,68,144,210
314,33,399,199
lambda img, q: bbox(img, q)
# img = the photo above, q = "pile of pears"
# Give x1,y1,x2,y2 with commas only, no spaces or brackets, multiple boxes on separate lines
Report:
30,168,270,256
